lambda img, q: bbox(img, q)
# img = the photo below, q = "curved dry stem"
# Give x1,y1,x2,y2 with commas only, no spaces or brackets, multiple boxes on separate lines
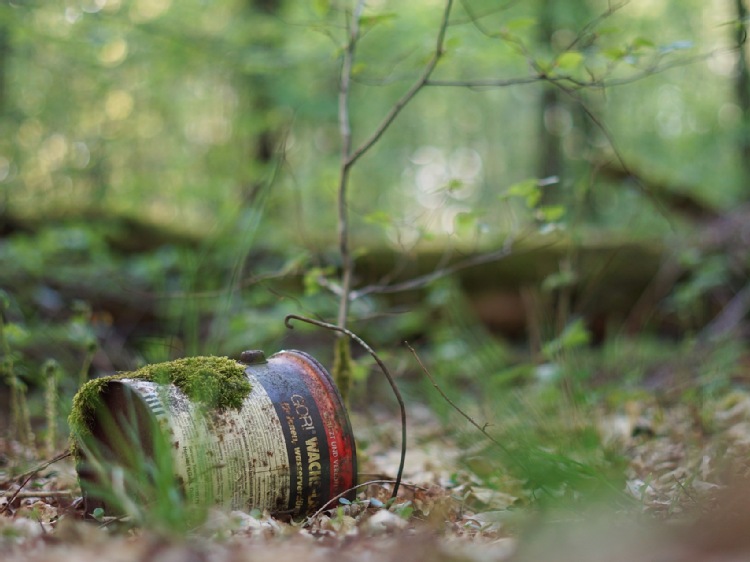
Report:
284,314,406,498
405,342,512,455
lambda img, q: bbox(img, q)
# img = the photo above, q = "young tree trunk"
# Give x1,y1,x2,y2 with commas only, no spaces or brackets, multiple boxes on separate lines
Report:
734,0,750,188
239,0,283,204
0,25,8,115
536,0,564,201
0,13,12,223
535,0,601,215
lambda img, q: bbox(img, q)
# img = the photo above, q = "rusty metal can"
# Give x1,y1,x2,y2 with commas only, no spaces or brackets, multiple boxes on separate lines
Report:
76,350,357,516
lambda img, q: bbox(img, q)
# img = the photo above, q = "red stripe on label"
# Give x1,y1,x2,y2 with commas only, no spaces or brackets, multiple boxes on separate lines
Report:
281,352,357,502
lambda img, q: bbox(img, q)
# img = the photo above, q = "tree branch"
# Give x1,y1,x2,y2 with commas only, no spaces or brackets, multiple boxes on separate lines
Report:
336,0,454,334
333,0,456,327
351,231,535,300
425,51,720,91
345,0,454,170
547,78,675,227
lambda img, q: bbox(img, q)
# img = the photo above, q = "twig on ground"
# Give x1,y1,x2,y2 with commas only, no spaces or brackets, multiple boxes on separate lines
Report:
284,314,406,498
0,451,72,514
2,490,75,499
699,281,750,342
303,479,428,527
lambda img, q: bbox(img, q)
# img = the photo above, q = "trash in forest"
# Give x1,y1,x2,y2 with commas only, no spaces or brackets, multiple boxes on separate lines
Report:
70,349,357,517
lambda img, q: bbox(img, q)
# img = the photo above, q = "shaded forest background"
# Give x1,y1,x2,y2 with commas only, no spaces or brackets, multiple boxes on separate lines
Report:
4,0,750,532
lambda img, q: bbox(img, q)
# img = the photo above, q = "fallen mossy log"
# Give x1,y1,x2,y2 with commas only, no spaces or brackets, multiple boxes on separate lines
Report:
1,206,204,253
351,235,669,337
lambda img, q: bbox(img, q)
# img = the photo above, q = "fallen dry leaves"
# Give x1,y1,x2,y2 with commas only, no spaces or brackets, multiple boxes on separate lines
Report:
5,390,750,561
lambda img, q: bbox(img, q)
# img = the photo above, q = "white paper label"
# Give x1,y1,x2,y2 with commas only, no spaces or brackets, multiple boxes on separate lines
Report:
122,372,291,512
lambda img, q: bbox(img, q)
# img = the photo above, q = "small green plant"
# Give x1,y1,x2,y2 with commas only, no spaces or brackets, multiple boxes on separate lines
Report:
389,499,414,520
43,359,61,457
91,507,106,522
0,291,34,447
79,338,97,390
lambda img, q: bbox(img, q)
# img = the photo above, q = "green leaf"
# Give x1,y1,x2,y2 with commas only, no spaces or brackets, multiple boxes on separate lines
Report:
420,230,436,242
542,319,591,358
312,0,330,17
506,178,538,198
631,37,655,49
596,26,619,36
534,58,554,75
454,211,480,235
602,47,627,61
351,357,369,382
537,205,565,222
446,36,462,50
360,12,397,31
454,214,489,236
505,17,536,31
391,500,413,519
522,188,541,208
92,507,105,522
556,51,584,71
446,178,464,192
3,322,29,344
303,266,334,296
351,62,366,76
505,178,542,208
364,210,393,227
541,269,577,292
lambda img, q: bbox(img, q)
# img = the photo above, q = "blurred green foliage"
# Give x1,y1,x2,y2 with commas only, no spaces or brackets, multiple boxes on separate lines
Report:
1,1,749,511
0,0,743,240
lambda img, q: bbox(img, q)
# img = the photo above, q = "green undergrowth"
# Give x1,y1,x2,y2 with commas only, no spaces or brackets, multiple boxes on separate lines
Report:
415,279,750,512
68,356,251,455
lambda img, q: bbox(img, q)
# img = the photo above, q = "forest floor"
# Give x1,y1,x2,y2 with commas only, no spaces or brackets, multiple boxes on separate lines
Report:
4,385,750,562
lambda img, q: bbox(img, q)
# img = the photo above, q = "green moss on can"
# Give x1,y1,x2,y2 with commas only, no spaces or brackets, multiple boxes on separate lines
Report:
68,356,251,457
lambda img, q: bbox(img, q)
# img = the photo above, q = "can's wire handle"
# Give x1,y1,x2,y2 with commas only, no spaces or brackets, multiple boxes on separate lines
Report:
284,314,405,499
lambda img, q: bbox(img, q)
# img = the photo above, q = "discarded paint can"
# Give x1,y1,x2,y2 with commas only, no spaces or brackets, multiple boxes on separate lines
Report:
75,350,357,516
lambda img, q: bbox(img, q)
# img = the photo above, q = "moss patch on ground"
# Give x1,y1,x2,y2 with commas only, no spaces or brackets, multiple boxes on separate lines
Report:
68,356,251,453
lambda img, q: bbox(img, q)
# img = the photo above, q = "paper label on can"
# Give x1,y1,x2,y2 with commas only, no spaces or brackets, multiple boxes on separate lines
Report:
108,352,356,516
122,372,291,512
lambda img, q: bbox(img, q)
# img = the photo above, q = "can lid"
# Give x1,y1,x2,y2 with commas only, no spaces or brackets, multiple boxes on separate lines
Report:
239,350,267,365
